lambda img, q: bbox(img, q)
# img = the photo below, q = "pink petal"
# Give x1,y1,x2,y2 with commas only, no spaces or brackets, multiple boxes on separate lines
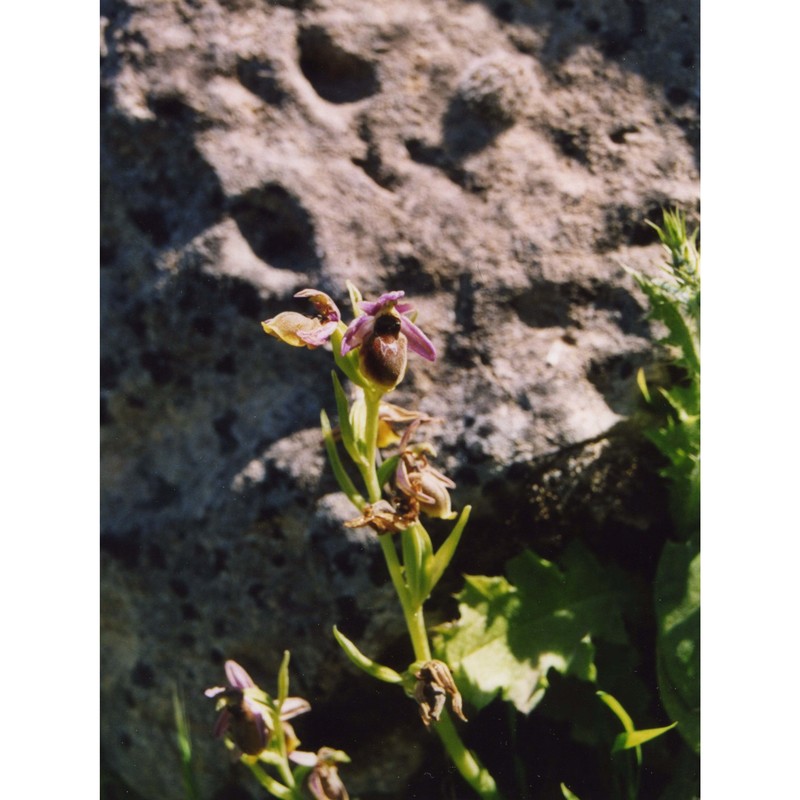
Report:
225,660,256,689
341,314,374,355
280,696,312,720
400,317,436,361
289,750,319,767
359,291,405,315
296,320,338,347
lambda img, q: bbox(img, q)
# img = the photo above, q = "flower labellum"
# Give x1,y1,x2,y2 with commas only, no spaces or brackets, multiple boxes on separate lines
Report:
262,289,341,349
341,292,435,390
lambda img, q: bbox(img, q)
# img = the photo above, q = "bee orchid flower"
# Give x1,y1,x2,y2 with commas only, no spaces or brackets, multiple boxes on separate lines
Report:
204,660,310,758
341,291,436,390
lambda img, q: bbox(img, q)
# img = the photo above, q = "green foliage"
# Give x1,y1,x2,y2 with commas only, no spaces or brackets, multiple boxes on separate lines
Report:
654,539,700,753
561,783,582,800
597,691,678,800
630,208,700,540
434,542,631,714
597,691,677,755
332,625,405,685
172,685,200,800
630,209,701,753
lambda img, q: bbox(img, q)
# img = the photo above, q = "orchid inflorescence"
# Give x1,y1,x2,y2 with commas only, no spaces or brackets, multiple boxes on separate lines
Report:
205,656,350,800
206,284,503,800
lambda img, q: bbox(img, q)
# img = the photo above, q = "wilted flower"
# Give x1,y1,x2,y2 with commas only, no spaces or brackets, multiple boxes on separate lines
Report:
341,291,435,390
262,289,341,349
204,660,310,757
306,747,351,800
395,422,456,520
413,660,467,727
344,498,419,535
376,402,438,448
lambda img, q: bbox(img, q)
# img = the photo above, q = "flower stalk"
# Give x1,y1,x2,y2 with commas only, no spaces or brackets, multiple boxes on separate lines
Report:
258,285,503,799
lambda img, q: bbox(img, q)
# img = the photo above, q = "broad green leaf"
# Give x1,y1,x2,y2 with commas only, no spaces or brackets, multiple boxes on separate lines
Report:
435,543,630,714
657,746,700,800
332,625,404,684
655,539,700,753
561,783,582,800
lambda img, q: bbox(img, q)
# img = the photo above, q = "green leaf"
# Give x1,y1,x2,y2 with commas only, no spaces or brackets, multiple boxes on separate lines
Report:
596,690,634,733
376,454,401,489
277,650,290,707
612,723,678,753
346,279,364,314
560,783,582,800
427,505,471,592
172,685,200,800
655,540,700,753
597,690,677,754
634,276,699,377
332,371,364,464
435,543,630,714
332,625,404,684
320,410,365,508
245,762,293,799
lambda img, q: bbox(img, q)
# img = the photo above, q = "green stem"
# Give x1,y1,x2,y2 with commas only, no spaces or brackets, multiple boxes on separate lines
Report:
361,386,383,501
246,762,295,800
270,717,296,789
360,391,504,800
436,712,503,800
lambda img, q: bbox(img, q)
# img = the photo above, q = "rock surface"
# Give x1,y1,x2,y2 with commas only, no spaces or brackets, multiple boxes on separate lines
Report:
100,0,699,797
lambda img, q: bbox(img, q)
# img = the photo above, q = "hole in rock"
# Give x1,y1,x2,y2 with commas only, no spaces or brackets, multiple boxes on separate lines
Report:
297,26,380,103
228,184,320,272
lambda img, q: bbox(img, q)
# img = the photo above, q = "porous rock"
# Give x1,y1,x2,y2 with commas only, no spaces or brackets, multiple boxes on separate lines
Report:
100,0,698,797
